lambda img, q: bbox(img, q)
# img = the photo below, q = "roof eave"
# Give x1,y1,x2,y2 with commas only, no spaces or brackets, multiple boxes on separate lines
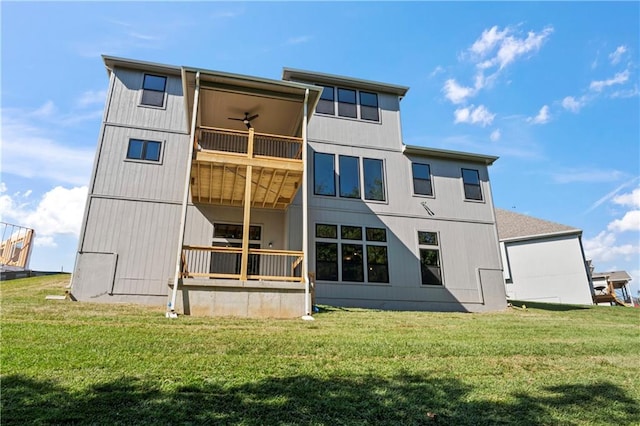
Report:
500,229,583,243
403,144,499,165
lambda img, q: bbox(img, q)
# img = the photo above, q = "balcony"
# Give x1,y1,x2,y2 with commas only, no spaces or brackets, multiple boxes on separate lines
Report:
190,127,304,209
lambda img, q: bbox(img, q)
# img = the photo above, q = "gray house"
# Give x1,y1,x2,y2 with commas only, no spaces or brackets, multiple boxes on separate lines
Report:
495,208,594,305
71,56,507,317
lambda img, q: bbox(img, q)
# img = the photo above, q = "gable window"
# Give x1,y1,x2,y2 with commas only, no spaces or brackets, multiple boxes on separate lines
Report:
412,163,433,196
363,158,385,201
339,155,360,198
418,231,442,285
462,168,483,201
126,139,162,162
314,153,336,196
141,74,167,107
317,85,335,115
360,91,379,121
337,88,357,118
315,224,389,283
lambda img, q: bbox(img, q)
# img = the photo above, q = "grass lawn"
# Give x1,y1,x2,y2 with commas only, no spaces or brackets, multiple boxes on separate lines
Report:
2,275,639,425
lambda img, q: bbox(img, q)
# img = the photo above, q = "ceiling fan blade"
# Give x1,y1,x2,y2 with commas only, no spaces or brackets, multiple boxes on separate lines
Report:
245,121,252,129
248,114,259,121
228,117,244,121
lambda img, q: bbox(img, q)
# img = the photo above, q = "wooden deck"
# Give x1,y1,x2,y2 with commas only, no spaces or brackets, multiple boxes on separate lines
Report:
190,127,303,209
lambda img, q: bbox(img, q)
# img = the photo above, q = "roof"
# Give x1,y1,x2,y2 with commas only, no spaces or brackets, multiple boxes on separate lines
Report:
282,68,409,97
403,145,498,165
495,208,582,241
592,271,632,282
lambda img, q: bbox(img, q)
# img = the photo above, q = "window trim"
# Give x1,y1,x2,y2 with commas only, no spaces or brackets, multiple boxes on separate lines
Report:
461,168,483,202
315,223,389,284
313,152,336,196
412,162,434,197
417,230,444,286
140,73,168,109
313,84,381,123
125,138,164,164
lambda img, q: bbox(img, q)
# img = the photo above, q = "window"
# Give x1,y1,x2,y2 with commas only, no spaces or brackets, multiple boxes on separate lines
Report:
314,85,380,122
213,224,261,241
211,223,261,276
126,139,162,162
337,88,357,118
418,231,442,285
317,85,335,115
339,155,360,198
141,74,167,107
314,153,336,196
412,163,433,196
360,91,379,121
315,224,388,283
363,158,385,201
462,168,483,201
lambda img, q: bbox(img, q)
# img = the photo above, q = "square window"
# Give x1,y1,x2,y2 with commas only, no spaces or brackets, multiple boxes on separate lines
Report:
339,155,360,198
462,168,483,201
314,153,336,196
366,227,387,242
141,74,167,107
316,242,338,281
337,88,357,118
126,139,162,162
363,158,385,201
418,231,438,246
412,163,433,196
360,91,379,121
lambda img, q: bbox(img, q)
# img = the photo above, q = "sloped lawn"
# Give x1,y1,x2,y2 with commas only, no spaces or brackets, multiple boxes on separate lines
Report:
2,275,639,425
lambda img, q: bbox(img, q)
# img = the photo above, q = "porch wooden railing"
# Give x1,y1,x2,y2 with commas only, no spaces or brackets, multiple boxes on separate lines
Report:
198,127,303,160
181,245,304,282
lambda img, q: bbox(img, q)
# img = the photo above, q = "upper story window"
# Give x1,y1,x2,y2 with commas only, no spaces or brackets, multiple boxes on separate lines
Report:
337,88,357,118
462,168,483,201
126,139,162,162
317,85,335,115
359,91,379,121
412,163,433,196
141,74,167,107
315,85,380,122
339,155,360,198
363,158,385,201
314,152,387,202
314,152,336,196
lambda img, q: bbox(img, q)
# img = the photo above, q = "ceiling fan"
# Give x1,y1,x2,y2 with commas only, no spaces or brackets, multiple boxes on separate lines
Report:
228,112,259,129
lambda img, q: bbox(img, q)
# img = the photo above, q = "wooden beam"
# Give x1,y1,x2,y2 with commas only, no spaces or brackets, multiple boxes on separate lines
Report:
195,150,303,172
239,128,255,281
272,170,290,208
262,170,278,207
197,162,202,203
252,168,265,206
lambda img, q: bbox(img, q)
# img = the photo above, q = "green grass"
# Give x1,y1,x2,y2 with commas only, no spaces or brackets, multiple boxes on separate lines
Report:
2,275,639,425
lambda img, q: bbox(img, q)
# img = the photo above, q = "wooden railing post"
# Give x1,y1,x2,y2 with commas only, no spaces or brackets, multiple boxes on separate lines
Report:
240,128,255,280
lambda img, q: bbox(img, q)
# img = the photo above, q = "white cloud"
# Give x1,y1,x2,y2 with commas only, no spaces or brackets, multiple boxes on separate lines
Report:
429,66,445,78
608,210,640,233
551,168,625,184
590,70,630,92
76,90,107,108
454,105,495,127
1,114,94,186
490,129,501,142
469,26,510,56
443,79,475,104
611,85,639,99
585,177,640,213
609,45,627,65
0,185,87,248
561,96,586,113
285,35,311,45
583,231,640,263
613,187,640,208
528,105,550,124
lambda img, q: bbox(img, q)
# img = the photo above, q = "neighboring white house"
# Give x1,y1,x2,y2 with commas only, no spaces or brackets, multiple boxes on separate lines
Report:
70,56,507,317
495,208,594,305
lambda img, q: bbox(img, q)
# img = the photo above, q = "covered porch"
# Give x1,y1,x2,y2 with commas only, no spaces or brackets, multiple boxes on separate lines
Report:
168,67,321,317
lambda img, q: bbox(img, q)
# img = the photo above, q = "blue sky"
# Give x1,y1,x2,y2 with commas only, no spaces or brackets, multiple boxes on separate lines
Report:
2,2,639,295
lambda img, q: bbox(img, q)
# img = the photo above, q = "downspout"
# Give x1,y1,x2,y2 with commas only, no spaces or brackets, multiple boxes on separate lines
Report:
301,88,314,321
168,71,200,317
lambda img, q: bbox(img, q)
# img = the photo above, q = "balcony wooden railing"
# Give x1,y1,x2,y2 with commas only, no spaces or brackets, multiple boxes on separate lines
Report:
198,127,303,160
181,245,304,282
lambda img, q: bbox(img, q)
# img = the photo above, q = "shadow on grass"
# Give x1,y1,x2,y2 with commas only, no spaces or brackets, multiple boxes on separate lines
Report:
2,373,638,425
508,300,592,312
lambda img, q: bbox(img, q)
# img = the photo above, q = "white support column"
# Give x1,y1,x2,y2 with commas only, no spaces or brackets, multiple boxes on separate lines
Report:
168,71,200,317
301,88,314,321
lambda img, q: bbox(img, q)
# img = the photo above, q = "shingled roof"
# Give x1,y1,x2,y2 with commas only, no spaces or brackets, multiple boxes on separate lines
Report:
495,208,581,241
